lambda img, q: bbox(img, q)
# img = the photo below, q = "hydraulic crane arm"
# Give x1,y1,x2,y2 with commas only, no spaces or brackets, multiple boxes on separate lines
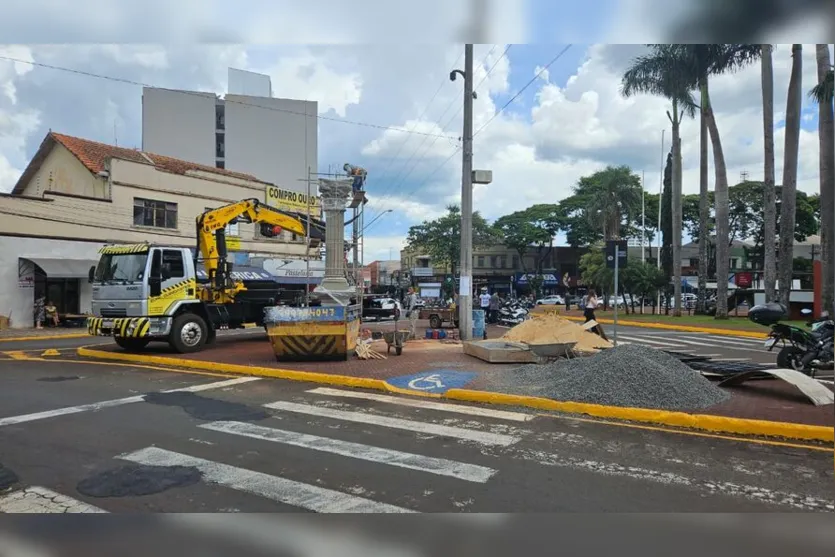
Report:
195,198,326,302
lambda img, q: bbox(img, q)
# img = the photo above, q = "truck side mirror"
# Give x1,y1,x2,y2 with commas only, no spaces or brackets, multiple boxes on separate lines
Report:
88,265,96,283
160,265,172,281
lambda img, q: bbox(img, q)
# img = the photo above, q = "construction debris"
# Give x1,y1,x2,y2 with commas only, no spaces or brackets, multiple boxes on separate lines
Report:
486,344,729,411
356,342,387,360
501,314,612,354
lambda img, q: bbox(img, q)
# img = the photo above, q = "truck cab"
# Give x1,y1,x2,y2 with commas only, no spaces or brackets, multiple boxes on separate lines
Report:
88,244,209,352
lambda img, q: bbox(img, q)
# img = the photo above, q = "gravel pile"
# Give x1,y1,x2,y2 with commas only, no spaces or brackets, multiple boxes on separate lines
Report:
492,344,729,410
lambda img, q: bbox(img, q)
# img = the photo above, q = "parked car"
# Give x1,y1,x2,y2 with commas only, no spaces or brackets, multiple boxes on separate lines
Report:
536,295,565,306
362,297,401,321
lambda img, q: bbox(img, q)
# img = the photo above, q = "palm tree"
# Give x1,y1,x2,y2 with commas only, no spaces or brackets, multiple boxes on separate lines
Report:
621,46,697,317
778,45,803,306
582,165,644,241
761,44,778,303
811,44,834,315
671,44,760,319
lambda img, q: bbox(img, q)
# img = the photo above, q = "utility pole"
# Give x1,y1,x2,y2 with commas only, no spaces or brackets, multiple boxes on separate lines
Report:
455,44,475,340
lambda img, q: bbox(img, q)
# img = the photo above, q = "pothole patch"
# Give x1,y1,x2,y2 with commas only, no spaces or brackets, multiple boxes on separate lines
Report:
143,391,270,422
77,464,202,498
37,376,81,382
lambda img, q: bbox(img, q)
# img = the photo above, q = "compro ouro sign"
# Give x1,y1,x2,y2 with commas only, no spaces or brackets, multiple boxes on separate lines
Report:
265,186,321,218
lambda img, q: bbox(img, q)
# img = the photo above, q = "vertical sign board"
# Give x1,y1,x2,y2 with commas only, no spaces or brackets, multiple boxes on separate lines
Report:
605,240,627,346
265,186,321,218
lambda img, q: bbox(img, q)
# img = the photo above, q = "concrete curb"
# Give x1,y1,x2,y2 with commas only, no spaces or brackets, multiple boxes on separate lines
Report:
0,333,89,343
76,346,833,443
561,316,768,339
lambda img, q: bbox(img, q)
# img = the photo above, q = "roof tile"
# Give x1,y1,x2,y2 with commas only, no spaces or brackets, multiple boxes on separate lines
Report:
50,132,266,184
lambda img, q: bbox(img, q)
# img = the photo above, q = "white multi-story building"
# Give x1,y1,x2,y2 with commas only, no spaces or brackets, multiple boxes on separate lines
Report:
141,69,317,195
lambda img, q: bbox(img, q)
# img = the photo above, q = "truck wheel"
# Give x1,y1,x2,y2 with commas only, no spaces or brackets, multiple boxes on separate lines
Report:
205,326,217,345
429,315,442,329
776,346,805,371
114,338,150,352
169,313,208,354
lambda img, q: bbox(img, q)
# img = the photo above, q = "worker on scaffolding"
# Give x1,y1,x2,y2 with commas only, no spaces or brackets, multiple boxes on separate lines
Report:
344,163,367,193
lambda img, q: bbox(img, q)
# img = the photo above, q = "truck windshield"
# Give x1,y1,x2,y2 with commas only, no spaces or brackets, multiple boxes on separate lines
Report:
95,253,148,283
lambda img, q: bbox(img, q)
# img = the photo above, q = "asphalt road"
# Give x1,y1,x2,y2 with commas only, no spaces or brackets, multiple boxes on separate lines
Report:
0,356,832,513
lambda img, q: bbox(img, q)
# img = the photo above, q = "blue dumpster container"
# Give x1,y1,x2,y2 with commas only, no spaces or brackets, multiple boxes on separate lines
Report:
472,309,486,339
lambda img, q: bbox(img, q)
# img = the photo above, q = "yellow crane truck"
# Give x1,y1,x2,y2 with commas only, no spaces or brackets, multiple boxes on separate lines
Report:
87,198,325,353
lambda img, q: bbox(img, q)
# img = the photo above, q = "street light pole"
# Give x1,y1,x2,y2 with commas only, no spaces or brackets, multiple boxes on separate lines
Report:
458,44,475,340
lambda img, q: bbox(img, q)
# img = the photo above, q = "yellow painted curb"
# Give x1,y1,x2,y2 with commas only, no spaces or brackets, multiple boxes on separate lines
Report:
78,346,832,443
76,345,441,399
444,389,834,443
0,333,89,342
561,316,767,338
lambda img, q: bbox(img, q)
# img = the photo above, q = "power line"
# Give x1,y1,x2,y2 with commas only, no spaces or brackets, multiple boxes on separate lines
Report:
362,146,462,236
472,44,572,138
365,46,511,220
364,45,513,224
0,55,452,140
367,50,464,201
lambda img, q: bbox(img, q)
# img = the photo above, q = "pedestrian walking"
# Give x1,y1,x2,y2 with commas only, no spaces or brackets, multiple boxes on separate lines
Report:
582,289,608,341
489,291,500,324
405,287,420,339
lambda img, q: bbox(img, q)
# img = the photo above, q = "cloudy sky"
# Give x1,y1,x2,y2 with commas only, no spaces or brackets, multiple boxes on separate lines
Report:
1,1,833,262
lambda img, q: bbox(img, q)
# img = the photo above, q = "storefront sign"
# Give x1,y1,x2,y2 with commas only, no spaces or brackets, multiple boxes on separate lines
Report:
735,272,753,288
514,273,559,286
265,186,321,218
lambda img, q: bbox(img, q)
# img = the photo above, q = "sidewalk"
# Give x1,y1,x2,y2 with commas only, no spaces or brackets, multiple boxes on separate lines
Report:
0,327,89,341
77,321,834,442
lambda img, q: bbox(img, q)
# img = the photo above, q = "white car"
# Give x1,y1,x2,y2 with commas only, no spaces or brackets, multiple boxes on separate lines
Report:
536,295,564,305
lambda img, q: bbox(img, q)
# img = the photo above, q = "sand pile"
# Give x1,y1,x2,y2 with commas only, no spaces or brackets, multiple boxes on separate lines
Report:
502,314,612,353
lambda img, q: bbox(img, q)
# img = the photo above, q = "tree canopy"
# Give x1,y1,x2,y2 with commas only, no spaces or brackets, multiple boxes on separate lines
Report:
404,205,496,274
493,204,562,273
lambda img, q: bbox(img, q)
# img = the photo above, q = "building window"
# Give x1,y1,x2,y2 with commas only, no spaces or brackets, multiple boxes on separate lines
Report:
512,255,519,269
162,249,185,278
216,133,225,158
216,160,225,169
477,256,485,268
498,256,506,269
134,198,177,229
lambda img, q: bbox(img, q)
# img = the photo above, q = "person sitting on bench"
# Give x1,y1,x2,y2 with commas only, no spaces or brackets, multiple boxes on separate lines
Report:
44,301,60,327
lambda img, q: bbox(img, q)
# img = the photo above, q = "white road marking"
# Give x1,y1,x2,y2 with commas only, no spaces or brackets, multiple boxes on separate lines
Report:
516,448,834,512
200,420,497,483
119,446,415,513
697,336,767,346
660,337,718,348
263,401,520,446
0,487,107,513
307,387,535,422
709,358,751,362
0,377,260,428
616,335,686,348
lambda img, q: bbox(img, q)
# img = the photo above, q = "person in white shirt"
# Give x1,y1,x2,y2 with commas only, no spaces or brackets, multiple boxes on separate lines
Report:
479,288,491,313
406,288,420,339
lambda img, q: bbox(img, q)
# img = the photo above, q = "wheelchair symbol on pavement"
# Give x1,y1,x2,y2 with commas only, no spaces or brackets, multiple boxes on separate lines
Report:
407,374,445,391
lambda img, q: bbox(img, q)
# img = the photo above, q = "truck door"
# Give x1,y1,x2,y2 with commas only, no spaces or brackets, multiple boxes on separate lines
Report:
148,248,196,316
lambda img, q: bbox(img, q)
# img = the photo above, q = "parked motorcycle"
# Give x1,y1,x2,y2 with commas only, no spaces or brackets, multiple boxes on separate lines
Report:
749,303,834,375
498,300,530,327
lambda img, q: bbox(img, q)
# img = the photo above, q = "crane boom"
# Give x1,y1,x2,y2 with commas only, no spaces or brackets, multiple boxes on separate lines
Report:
196,198,326,303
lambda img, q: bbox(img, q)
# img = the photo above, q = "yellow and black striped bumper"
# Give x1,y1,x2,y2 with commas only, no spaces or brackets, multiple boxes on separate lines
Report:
87,317,152,338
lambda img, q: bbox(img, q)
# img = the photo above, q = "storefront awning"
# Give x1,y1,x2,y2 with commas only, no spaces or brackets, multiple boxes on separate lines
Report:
22,258,98,279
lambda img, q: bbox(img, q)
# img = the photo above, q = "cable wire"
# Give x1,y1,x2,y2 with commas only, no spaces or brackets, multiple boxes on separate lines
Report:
0,55,453,140
472,44,572,138
365,45,512,222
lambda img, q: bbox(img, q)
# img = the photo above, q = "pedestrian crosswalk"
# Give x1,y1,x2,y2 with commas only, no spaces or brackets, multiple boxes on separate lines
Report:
2,383,832,513
1,387,533,513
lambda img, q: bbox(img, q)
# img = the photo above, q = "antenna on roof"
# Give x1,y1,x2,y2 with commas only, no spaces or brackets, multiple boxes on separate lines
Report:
114,122,118,147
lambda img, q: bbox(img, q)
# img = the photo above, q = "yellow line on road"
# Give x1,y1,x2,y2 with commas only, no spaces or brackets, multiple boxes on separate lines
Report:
0,354,233,378
0,333,89,342
536,412,835,453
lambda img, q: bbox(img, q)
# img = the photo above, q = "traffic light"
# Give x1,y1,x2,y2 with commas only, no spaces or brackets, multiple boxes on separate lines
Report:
260,223,283,238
